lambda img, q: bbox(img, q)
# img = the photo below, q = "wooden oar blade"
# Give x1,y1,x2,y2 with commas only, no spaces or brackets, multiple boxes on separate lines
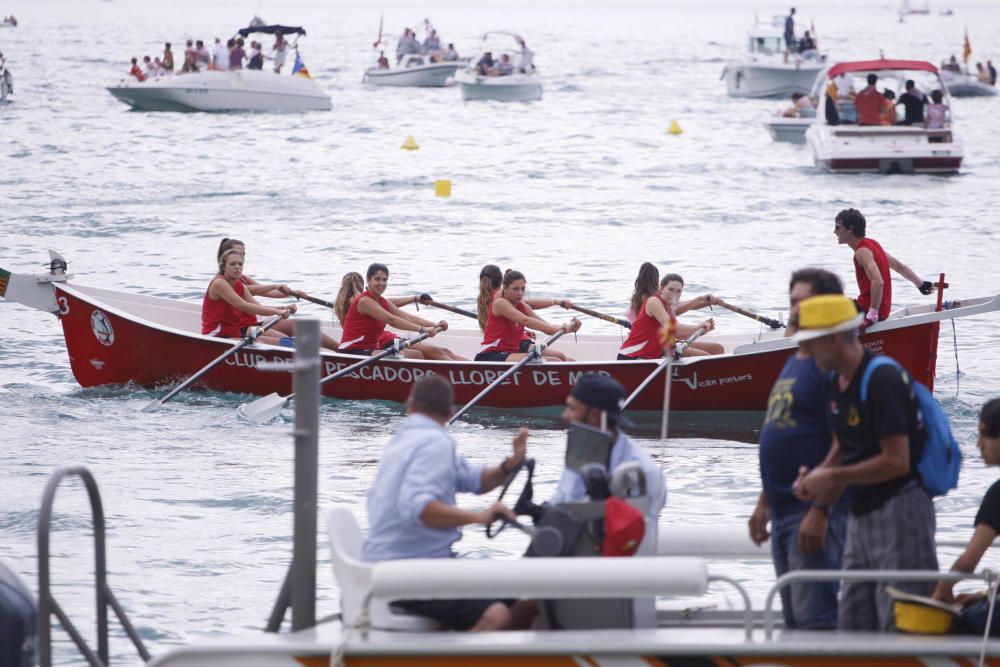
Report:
238,392,288,423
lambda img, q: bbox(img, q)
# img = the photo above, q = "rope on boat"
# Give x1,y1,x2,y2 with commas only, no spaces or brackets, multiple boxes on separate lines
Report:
978,568,999,667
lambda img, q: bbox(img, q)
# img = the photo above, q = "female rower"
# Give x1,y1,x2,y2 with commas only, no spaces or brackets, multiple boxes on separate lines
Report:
625,261,661,323
476,264,573,331
475,269,581,362
202,249,295,345
337,264,466,360
217,238,340,349
660,273,725,355
334,272,426,326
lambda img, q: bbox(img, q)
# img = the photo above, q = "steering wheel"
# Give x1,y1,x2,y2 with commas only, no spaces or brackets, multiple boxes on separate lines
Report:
485,457,537,538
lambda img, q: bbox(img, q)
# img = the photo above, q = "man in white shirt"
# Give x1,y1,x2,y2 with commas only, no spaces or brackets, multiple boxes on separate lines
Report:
212,37,230,71
517,37,534,72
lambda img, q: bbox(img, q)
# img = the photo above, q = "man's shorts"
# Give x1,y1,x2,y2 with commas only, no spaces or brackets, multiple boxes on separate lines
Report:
395,598,512,631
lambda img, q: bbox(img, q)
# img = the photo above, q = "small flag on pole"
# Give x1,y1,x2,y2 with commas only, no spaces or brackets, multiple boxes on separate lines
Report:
963,28,971,64
0,268,10,297
292,49,312,78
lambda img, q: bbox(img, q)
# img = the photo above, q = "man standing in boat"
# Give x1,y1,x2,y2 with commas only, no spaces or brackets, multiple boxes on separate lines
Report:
833,208,937,327
792,294,937,632
749,268,848,630
362,376,531,632
783,8,796,63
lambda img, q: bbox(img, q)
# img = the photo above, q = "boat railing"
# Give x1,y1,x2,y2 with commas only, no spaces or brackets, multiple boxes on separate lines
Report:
37,465,151,667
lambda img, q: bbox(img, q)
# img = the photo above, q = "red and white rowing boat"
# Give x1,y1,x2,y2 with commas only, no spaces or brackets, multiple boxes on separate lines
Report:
4,255,998,412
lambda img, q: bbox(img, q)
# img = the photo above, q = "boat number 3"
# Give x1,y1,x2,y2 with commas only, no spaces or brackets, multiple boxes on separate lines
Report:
90,309,115,346
57,296,70,316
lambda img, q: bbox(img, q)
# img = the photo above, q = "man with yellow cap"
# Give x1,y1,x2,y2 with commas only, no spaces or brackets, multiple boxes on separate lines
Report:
792,294,936,633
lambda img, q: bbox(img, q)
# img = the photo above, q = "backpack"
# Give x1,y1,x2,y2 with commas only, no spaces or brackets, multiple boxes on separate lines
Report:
859,355,961,497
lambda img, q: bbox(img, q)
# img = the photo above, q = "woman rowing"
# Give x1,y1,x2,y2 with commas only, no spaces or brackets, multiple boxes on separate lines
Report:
337,264,466,360
476,264,573,332
202,249,295,345
617,262,716,360
661,273,725,355
217,238,339,350
475,269,581,362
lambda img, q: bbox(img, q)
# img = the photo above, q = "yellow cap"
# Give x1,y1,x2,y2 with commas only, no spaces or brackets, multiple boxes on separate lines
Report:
792,294,864,342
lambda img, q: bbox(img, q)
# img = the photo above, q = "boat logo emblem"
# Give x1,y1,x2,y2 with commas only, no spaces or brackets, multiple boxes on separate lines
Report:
91,310,115,346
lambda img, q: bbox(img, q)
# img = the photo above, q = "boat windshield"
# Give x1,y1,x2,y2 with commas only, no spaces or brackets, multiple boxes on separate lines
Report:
749,37,784,55
823,69,947,126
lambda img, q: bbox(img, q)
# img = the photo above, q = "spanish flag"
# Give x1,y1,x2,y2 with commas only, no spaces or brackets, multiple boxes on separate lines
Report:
963,28,971,64
0,268,9,298
292,50,312,79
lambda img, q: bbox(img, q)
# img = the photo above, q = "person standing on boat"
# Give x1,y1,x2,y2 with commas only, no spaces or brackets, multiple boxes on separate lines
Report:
340,263,465,360
442,43,459,62
247,42,264,70
792,294,937,633
202,249,295,346
422,29,441,54
749,268,849,630
783,8,796,63
854,74,886,125
211,37,229,71
229,38,246,70
475,269,580,362
833,208,936,327
475,264,572,332
162,42,174,73
271,32,288,73
516,37,534,72
195,40,211,71
362,375,532,631
896,80,926,126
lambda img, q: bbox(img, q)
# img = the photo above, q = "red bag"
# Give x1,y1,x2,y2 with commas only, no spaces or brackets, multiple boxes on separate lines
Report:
601,496,645,557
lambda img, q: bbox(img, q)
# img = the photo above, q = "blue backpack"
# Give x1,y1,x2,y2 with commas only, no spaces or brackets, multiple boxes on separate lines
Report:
859,355,961,497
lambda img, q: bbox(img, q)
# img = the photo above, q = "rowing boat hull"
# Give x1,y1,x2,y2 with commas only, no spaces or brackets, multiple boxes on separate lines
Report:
53,283,943,412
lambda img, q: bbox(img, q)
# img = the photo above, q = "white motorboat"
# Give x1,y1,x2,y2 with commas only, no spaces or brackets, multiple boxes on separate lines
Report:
764,115,814,143
363,53,461,88
941,68,997,97
0,52,12,103
721,16,825,99
806,59,963,174
106,25,331,112
455,31,542,102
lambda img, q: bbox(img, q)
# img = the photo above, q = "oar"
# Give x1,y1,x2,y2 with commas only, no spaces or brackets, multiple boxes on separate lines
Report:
237,331,433,423
296,293,334,309
417,294,477,320
143,315,284,412
569,304,632,330
448,329,569,425
719,302,784,330
621,325,709,410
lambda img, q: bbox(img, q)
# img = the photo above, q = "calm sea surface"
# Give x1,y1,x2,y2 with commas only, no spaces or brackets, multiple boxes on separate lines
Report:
2,0,1000,662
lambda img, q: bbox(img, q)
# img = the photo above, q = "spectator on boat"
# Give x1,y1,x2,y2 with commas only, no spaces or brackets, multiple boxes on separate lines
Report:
943,55,961,74
153,56,166,77
230,38,246,70
216,238,339,350
833,208,936,326
376,50,390,69
798,30,816,55
976,62,991,85
475,269,580,362
932,398,1000,634
879,89,897,125
792,293,938,633
396,28,420,64
247,42,264,70
182,40,196,73
422,29,441,53
202,249,294,345
339,263,464,361
658,273,724,356
783,91,815,117
896,79,926,125
476,264,571,333
989,60,997,86
143,55,156,78
854,73,886,125
195,40,211,70
476,51,494,75
517,37,534,72
494,54,514,76
442,43,459,61
162,42,174,73
924,89,948,129
362,375,534,631
128,57,146,82
271,32,288,73
750,268,849,630
211,37,229,71
783,7,796,63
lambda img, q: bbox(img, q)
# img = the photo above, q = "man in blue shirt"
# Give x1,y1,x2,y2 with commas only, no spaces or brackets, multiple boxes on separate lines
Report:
749,267,848,629
363,375,528,631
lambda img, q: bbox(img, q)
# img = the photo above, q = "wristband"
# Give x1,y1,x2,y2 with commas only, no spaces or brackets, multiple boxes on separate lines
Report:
865,308,879,323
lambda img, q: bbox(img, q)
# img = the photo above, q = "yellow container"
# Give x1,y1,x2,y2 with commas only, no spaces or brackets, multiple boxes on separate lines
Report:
434,180,452,197
889,587,959,634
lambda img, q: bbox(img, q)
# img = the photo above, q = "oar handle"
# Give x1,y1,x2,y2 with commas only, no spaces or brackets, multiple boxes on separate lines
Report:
317,331,432,388
449,329,567,425
570,304,632,330
621,325,708,410
297,293,335,309
417,295,478,320
719,302,784,330
148,315,284,410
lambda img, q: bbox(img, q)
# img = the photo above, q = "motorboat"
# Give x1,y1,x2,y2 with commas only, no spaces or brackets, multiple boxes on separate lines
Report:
806,59,964,174
106,24,331,112
764,115,814,143
0,15,17,28
0,51,12,103
941,68,997,97
363,53,461,88
455,31,542,102
721,16,825,99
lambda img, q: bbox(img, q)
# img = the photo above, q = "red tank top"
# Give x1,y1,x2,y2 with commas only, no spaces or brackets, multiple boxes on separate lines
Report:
854,237,891,321
201,278,246,338
618,295,676,359
238,276,257,327
341,290,392,350
480,293,528,354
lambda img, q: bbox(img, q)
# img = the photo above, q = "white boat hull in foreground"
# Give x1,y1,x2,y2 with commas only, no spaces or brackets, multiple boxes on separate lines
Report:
364,62,460,87
106,70,331,112
942,70,997,97
455,70,542,102
764,116,814,143
723,62,824,98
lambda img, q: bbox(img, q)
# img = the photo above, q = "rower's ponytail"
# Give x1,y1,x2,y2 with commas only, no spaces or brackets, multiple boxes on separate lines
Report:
334,272,364,326
477,264,502,331
630,262,659,317
217,237,245,261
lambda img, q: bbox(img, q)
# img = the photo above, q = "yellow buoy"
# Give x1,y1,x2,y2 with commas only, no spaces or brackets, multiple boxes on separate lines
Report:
401,135,419,150
668,120,682,135
434,179,452,198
